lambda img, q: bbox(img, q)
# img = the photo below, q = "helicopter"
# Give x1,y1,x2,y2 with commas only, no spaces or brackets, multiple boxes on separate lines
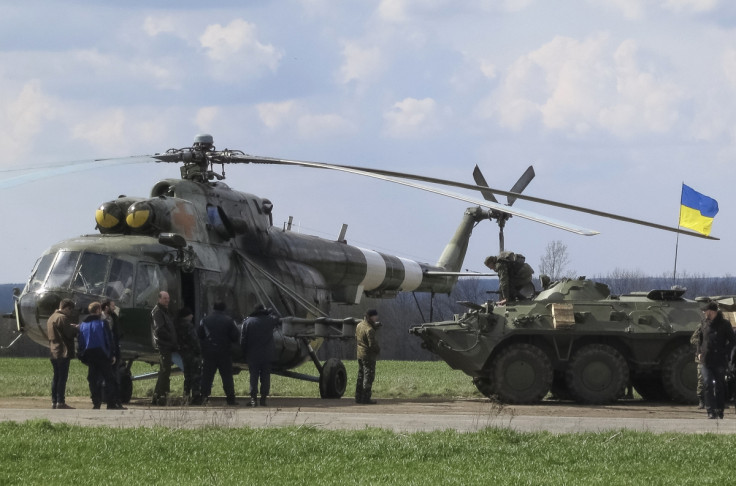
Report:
9,134,715,402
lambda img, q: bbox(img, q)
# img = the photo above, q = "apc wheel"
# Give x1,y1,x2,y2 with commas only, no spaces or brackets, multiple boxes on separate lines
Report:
661,345,698,404
631,374,668,402
473,377,493,398
566,344,629,404
319,358,347,399
489,344,552,404
119,366,133,404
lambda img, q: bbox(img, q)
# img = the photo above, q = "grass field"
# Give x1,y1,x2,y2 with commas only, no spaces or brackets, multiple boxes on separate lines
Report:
1,358,734,485
0,358,480,400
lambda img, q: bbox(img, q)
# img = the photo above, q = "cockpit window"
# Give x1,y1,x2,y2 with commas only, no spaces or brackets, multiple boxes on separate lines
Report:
45,251,81,290
27,253,55,292
106,259,134,305
135,264,166,308
73,253,110,295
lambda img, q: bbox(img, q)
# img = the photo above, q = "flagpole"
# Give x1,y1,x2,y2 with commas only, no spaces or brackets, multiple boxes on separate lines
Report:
673,182,683,284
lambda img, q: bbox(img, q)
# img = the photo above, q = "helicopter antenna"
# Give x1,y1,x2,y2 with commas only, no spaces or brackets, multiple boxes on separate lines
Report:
472,165,535,252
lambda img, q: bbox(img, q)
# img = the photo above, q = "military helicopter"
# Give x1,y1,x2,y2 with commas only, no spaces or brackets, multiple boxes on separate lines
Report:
10,134,714,402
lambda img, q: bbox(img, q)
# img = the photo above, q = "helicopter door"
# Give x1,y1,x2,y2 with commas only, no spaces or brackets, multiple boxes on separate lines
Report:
181,269,197,320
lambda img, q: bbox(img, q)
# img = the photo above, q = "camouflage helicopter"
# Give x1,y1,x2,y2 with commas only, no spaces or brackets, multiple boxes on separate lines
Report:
10,134,714,403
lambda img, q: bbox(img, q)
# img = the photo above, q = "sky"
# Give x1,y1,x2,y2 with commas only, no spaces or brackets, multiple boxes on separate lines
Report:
1,0,736,285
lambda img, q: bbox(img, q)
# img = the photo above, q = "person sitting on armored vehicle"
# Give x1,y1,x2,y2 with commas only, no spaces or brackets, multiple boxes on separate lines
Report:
484,251,535,305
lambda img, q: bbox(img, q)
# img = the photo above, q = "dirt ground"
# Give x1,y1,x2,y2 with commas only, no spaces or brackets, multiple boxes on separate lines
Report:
0,395,713,418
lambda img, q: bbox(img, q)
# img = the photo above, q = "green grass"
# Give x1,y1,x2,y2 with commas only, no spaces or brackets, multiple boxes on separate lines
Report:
0,358,480,399
0,421,734,485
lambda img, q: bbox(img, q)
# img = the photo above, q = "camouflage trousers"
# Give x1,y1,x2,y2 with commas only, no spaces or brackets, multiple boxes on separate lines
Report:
697,364,704,401
181,352,202,400
355,358,376,402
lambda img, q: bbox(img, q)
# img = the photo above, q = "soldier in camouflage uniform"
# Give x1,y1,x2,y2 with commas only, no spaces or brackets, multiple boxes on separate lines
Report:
690,322,705,409
484,251,535,305
355,309,381,405
175,307,203,405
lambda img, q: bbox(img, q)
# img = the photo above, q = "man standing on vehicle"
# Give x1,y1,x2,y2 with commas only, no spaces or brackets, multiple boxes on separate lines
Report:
151,291,178,406
698,301,736,419
484,251,535,305
47,298,78,409
198,301,240,406
355,309,381,405
241,304,279,407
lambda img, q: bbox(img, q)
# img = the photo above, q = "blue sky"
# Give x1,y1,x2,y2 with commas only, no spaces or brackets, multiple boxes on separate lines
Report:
1,0,736,285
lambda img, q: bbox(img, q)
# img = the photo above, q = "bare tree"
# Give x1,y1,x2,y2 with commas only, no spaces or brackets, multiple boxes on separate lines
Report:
538,240,575,281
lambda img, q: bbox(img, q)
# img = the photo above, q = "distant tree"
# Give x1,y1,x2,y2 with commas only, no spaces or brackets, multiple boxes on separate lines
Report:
538,240,575,281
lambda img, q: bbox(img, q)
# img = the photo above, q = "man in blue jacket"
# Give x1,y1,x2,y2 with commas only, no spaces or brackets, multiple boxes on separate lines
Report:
78,301,124,410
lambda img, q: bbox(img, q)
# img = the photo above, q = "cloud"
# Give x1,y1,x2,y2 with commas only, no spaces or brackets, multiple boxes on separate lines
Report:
199,19,282,73
0,81,56,165
383,97,440,138
337,41,384,86
296,113,355,139
257,101,298,129
661,0,719,13
484,35,682,137
143,15,177,37
196,107,219,131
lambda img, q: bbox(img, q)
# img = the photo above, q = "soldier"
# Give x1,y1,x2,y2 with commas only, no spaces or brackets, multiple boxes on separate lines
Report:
47,298,78,410
697,301,736,419
241,304,279,407
174,307,203,405
355,309,381,405
198,301,240,406
690,321,705,409
101,299,123,408
484,251,535,305
151,291,178,406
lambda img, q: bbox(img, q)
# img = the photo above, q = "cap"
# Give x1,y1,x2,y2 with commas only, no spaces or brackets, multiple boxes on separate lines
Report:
484,256,497,267
700,301,719,312
366,309,378,317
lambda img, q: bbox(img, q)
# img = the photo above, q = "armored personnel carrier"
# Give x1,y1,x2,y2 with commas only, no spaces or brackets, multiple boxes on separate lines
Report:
409,277,733,404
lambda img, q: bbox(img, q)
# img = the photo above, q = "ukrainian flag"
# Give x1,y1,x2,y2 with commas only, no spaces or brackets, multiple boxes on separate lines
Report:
679,184,719,236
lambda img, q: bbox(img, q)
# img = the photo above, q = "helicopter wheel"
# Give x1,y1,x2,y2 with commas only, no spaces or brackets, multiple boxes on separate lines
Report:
661,345,698,404
566,344,628,404
488,343,552,404
319,358,347,399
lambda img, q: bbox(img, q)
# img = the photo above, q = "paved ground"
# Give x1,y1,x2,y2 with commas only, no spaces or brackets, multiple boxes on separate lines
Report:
2,396,736,434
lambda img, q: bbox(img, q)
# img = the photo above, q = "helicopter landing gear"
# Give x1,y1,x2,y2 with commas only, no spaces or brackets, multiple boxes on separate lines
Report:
319,358,347,399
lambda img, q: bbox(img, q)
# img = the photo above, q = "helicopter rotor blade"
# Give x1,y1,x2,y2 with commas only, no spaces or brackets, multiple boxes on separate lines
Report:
472,165,499,203
220,154,598,235
507,165,535,206
0,155,153,189
225,154,717,241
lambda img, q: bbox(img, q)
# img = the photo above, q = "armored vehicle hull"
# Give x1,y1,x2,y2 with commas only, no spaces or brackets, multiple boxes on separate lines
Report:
410,278,734,404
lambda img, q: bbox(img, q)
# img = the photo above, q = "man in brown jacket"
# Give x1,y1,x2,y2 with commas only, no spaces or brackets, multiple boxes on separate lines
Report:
47,298,78,409
355,309,381,405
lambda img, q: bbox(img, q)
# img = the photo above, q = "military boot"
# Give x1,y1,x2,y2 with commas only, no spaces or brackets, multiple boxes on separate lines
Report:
249,396,258,407
260,396,267,407
362,390,377,405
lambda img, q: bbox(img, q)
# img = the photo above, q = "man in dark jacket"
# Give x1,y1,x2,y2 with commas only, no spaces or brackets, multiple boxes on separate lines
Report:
484,251,534,305
47,298,78,409
355,309,381,405
241,304,279,407
198,301,240,406
78,302,123,410
151,291,178,406
698,301,736,419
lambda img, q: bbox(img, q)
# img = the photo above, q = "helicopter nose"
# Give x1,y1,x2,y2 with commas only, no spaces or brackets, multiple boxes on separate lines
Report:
17,291,63,345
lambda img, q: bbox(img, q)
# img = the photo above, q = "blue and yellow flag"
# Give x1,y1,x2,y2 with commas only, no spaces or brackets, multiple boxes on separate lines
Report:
679,184,719,236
